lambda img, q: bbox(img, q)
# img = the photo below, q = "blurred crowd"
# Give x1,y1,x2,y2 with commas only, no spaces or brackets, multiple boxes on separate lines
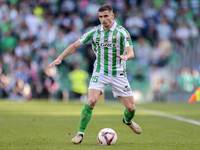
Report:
0,0,200,101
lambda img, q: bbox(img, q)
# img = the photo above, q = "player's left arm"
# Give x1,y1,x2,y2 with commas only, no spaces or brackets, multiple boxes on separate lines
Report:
117,46,134,61
117,29,134,61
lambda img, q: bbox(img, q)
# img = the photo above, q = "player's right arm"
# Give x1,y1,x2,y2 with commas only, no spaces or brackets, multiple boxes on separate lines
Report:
48,40,83,68
49,27,95,68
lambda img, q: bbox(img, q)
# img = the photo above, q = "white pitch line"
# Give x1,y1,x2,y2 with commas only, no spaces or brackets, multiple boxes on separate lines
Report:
137,107,200,126
104,102,200,126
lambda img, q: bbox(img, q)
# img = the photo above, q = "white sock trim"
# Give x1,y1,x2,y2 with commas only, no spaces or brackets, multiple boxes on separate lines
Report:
124,118,132,124
78,132,84,136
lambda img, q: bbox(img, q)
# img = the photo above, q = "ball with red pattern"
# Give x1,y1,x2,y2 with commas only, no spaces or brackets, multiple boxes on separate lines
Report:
97,128,117,145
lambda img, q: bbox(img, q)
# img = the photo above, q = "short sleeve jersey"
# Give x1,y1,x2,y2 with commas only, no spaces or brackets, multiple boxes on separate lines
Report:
79,21,133,77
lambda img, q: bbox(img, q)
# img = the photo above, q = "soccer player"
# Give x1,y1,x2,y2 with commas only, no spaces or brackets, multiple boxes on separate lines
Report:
48,4,142,144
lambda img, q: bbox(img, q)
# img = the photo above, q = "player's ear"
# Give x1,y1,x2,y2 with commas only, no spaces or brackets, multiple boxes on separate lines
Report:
112,13,114,19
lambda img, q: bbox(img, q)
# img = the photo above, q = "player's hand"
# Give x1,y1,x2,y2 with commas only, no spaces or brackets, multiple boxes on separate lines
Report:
117,55,128,61
48,58,62,68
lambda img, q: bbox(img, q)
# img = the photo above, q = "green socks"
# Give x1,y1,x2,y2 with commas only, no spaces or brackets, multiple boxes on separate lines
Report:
78,103,94,133
78,105,135,133
124,108,135,123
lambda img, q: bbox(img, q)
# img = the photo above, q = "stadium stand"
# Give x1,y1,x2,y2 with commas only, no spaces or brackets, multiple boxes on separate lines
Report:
0,0,199,101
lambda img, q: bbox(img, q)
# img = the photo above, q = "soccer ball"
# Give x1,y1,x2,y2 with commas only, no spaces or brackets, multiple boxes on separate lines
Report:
97,128,117,145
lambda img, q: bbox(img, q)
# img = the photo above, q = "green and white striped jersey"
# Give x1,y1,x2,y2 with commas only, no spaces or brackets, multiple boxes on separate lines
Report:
79,21,133,77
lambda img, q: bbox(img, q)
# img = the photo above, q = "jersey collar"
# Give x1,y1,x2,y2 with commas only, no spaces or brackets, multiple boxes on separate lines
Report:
100,20,117,32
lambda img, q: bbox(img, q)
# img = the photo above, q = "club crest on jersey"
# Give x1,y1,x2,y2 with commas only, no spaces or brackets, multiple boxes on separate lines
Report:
112,34,116,39
95,41,117,48
97,34,101,38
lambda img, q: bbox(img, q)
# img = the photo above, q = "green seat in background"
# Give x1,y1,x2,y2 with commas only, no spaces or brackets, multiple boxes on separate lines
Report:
168,53,180,69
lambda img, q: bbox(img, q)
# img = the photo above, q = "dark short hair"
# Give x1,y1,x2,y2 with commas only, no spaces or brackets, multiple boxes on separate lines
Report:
98,5,113,12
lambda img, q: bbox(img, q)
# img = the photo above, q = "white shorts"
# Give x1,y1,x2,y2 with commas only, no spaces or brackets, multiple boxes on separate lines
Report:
88,72,133,97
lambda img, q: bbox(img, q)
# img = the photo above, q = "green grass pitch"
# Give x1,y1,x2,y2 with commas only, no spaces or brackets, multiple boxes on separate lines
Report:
0,100,200,150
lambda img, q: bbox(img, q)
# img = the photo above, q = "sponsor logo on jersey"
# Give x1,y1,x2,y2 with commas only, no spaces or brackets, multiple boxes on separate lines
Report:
95,41,117,48
126,37,131,41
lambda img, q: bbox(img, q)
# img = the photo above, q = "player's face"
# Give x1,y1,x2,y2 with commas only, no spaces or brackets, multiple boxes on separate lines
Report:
98,10,114,31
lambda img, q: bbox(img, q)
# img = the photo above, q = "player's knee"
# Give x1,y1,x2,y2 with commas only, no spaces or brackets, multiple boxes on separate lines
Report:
87,98,98,107
126,106,135,112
